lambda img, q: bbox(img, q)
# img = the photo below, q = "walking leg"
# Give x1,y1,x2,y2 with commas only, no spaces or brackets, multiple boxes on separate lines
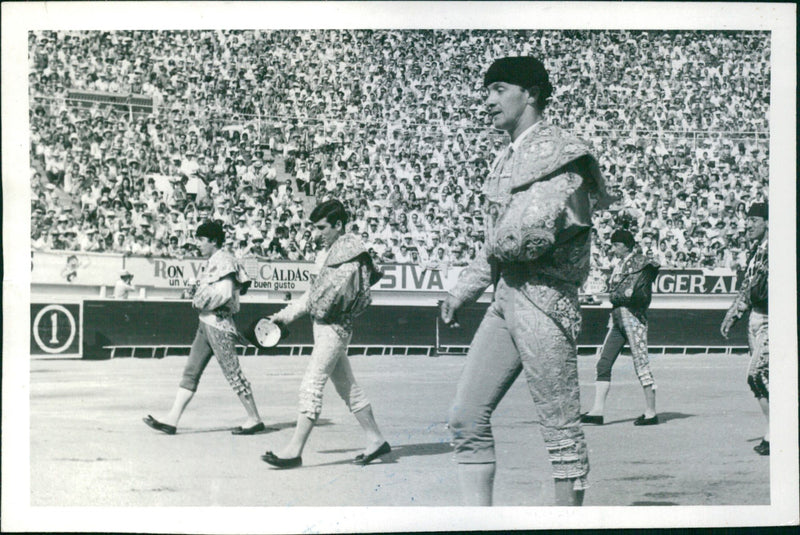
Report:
587,319,624,416
643,385,657,419
587,381,611,416
353,405,387,455
619,309,656,418
273,324,346,459
458,463,495,506
157,326,212,427
276,415,315,459
329,352,386,455
555,480,585,506
448,302,521,506
162,387,195,427
758,398,769,441
207,325,263,428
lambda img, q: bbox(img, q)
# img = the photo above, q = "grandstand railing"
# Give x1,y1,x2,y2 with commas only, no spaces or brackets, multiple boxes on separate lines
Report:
30,94,768,143
59,90,154,118
440,345,749,356
103,343,747,360
103,344,436,358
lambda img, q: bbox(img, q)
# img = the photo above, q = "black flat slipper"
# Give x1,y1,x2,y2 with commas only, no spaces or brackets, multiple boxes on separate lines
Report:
353,441,391,465
232,422,266,435
143,415,176,435
261,451,302,469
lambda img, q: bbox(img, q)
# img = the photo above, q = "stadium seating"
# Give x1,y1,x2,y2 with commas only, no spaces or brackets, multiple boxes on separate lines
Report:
29,29,769,271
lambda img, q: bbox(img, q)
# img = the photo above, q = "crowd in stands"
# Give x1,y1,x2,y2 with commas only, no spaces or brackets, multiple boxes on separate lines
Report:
29,29,770,275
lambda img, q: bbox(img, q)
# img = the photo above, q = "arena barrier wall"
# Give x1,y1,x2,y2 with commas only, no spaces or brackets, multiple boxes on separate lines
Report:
30,303,82,355
69,300,749,360
32,251,742,296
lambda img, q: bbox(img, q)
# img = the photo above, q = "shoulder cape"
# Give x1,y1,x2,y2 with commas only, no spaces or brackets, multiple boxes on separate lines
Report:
206,249,252,295
511,123,613,209
619,252,660,277
325,234,383,286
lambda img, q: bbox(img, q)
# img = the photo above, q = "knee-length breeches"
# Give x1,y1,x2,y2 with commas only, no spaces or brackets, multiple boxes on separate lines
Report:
448,282,589,489
298,322,370,420
746,310,769,399
180,322,252,396
595,307,654,387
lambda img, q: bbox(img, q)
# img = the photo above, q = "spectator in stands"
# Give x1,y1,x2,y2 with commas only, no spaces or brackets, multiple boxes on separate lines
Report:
113,269,136,299
143,220,266,436
28,29,769,272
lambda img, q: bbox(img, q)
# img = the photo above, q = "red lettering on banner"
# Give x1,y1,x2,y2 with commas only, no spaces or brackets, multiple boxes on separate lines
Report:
428,270,444,290
153,259,167,279
689,274,705,293
658,274,675,293
675,274,689,293
379,265,397,289
411,266,426,288
709,277,728,293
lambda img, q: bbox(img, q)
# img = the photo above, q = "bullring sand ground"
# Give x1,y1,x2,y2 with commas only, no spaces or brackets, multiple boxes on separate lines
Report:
27,351,771,510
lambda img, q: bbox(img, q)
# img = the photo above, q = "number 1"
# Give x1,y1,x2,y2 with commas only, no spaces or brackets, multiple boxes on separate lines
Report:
49,311,58,344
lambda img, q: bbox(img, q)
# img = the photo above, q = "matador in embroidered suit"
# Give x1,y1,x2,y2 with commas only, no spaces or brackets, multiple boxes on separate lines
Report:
582,229,660,427
603,246,660,386
445,119,609,492
183,247,256,398
262,200,389,468
721,201,769,455
143,220,264,436
272,232,382,420
722,228,769,399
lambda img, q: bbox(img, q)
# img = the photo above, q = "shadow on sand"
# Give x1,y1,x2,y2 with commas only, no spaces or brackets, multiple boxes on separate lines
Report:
307,441,454,468
163,418,334,435
604,411,693,425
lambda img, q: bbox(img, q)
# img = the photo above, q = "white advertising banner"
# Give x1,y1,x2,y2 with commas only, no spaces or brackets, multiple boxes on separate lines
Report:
29,252,740,295
125,256,316,293
30,252,464,293
374,263,462,292
31,251,125,286
123,257,460,293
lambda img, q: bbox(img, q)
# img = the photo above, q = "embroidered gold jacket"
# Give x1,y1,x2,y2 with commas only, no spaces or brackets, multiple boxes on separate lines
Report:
274,234,382,335
608,250,660,320
192,249,252,332
448,121,609,342
725,233,768,322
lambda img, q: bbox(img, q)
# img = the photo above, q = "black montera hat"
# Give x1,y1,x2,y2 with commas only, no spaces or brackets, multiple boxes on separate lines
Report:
484,56,549,87
610,229,636,249
484,57,552,109
746,202,768,220
196,220,225,245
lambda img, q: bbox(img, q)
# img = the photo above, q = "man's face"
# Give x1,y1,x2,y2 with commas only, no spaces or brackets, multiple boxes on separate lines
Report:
196,235,216,256
313,218,343,249
611,242,629,258
745,215,767,242
485,82,530,133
